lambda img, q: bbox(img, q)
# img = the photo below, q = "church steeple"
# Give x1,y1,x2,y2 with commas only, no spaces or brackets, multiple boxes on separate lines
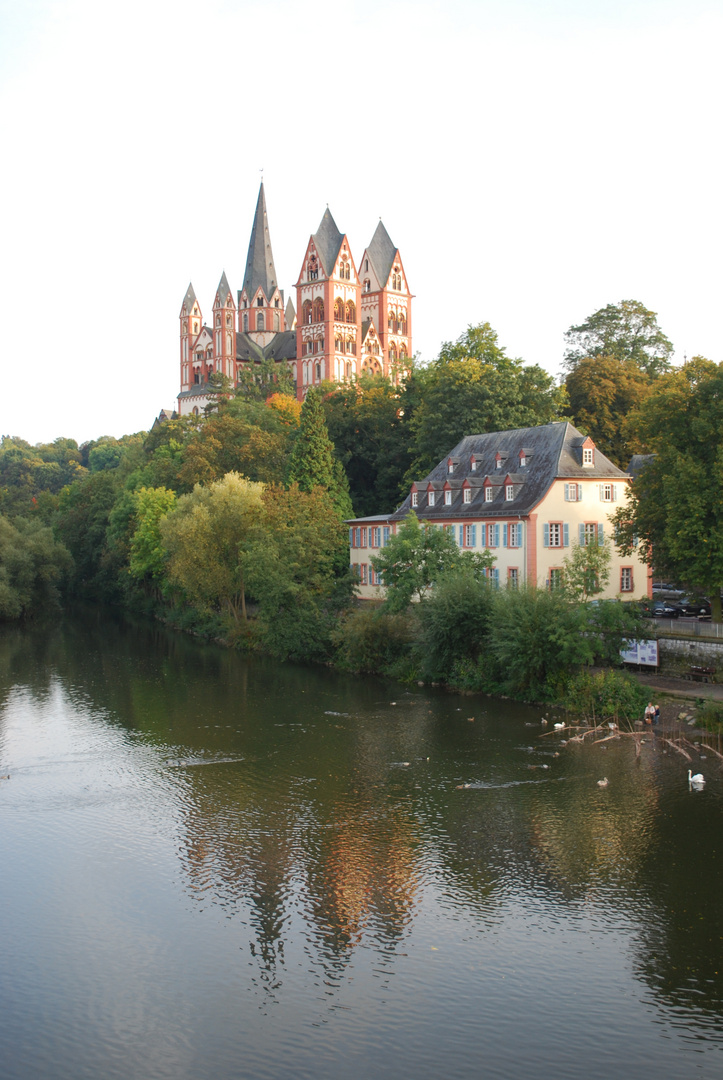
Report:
238,183,284,345
242,183,278,300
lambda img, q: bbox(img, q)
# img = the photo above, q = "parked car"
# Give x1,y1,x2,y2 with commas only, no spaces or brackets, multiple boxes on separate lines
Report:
647,599,680,619
675,597,712,618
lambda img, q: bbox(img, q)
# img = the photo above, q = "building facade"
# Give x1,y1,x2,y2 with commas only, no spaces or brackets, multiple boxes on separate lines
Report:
349,422,651,600
177,185,412,414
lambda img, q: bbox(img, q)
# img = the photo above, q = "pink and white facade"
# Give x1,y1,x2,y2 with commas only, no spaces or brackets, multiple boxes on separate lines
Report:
177,184,412,414
349,422,652,601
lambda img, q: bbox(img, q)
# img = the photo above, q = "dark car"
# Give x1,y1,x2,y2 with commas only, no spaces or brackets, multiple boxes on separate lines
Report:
648,599,680,619
675,597,712,618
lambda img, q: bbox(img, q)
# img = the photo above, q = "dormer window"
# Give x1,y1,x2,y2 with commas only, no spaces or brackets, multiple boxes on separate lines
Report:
505,485,514,501
485,487,494,502
470,458,477,471
411,492,418,507
496,458,502,469
463,488,471,504
583,447,594,467
428,491,436,507
520,454,526,467
448,461,454,473
444,490,452,505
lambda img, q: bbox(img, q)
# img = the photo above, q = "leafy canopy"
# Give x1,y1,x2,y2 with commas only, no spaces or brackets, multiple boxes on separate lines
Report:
563,299,673,376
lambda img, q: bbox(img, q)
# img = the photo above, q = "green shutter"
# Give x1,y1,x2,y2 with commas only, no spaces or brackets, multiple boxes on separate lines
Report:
543,523,550,547
579,524,585,545
503,523,508,547
598,523,604,545
471,524,477,546
563,524,569,547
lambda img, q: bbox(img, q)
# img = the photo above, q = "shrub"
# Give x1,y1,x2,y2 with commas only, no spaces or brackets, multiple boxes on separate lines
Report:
560,669,648,723
696,699,723,734
332,605,415,674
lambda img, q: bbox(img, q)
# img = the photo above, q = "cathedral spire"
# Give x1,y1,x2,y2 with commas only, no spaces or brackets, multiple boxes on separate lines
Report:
242,183,278,301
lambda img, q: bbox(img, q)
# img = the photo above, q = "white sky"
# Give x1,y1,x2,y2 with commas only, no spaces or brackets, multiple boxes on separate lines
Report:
1,0,721,445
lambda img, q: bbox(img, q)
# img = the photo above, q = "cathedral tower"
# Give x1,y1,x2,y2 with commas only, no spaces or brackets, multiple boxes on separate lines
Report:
359,221,412,382
238,183,285,346
212,271,237,383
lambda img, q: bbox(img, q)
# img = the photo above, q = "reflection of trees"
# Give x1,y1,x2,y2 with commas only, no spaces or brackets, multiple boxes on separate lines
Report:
4,610,723,1028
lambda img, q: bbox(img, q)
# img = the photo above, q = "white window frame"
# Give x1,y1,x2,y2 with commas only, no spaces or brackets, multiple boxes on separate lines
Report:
549,522,562,548
411,492,418,507
583,447,594,467
485,487,493,502
505,484,514,501
463,488,471,504
444,489,452,505
428,491,436,507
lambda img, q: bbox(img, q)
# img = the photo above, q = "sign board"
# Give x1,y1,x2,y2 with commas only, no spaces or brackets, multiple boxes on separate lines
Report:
621,639,659,667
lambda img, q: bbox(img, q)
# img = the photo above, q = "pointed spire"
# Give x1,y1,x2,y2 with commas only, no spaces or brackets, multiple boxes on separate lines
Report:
243,183,278,300
313,208,344,276
285,297,296,331
367,220,397,285
180,282,197,315
216,270,232,304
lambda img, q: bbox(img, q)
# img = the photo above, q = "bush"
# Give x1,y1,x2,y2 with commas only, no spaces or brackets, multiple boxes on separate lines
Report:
696,700,723,734
332,605,416,674
415,570,495,681
560,669,648,723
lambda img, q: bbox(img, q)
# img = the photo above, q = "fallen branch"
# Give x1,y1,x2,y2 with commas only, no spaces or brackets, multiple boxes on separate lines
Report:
592,733,620,744
663,738,692,761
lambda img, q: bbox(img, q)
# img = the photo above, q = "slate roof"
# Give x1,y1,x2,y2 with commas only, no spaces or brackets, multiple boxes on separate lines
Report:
313,208,344,277
180,282,197,315
285,297,296,330
627,454,655,479
242,183,278,300
389,422,628,522
216,270,233,304
367,220,397,286
235,331,297,362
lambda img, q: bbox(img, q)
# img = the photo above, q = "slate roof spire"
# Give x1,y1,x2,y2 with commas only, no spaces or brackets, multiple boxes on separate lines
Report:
242,183,278,300
313,207,344,277
367,220,397,285
216,270,232,303
180,282,197,314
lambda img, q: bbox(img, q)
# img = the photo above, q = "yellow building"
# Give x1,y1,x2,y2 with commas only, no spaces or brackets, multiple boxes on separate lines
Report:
348,421,651,600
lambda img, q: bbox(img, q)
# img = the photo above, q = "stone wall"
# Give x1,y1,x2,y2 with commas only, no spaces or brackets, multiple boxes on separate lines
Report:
658,635,723,677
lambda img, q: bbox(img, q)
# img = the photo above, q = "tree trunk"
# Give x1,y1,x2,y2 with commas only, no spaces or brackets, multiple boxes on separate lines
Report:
711,589,722,624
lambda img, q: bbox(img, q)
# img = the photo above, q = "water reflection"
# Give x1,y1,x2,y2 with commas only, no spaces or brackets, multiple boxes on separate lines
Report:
1,611,723,1079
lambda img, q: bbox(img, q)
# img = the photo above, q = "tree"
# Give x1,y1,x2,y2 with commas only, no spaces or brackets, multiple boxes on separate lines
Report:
322,373,413,516
0,514,73,619
161,473,264,624
416,567,495,680
177,399,294,490
244,484,353,660
564,356,653,468
612,357,723,621
286,389,353,519
563,299,673,376
407,324,565,482
562,538,611,602
128,487,177,592
370,512,494,612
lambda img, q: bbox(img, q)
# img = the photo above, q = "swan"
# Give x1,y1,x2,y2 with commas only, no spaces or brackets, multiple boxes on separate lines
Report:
688,770,705,786
541,718,548,725
597,777,609,787
554,722,565,730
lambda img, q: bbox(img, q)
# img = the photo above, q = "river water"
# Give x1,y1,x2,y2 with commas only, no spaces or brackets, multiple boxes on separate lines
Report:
0,609,722,1080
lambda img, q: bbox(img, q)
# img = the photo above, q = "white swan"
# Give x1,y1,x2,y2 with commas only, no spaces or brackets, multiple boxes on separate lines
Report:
597,777,609,787
554,722,565,730
688,770,705,786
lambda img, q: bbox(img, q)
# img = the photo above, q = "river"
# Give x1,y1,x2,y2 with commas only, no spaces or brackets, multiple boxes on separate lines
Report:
0,608,721,1079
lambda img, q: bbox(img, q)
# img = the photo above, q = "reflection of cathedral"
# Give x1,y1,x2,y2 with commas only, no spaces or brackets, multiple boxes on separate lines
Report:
177,183,413,414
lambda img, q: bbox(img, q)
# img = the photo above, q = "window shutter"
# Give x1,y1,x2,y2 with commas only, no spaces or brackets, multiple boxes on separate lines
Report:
577,484,583,501
471,524,477,547
598,523,604,545
563,524,569,547
564,483,569,501
494,524,500,547
598,484,603,501
349,528,353,547
543,523,550,547
579,524,585,545
503,524,508,547
612,484,618,502
458,525,463,546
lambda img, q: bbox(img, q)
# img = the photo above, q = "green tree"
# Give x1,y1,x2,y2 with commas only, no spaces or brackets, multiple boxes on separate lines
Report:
244,483,353,660
564,356,653,467
563,299,674,376
128,487,177,592
322,374,413,516
0,514,73,619
286,389,353,518
416,567,495,680
370,512,494,612
612,357,723,621
161,472,264,625
407,324,564,481
562,538,611,602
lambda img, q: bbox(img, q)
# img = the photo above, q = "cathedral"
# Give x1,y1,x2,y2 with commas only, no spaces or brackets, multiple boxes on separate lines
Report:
177,184,413,414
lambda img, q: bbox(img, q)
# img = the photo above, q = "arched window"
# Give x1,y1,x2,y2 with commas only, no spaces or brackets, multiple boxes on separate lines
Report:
302,300,313,325
313,298,324,323
226,332,233,354
243,314,248,332
315,362,321,381
399,345,407,361
346,361,352,380
274,313,280,331
399,315,407,335
388,310,394,331
193,406,199,415
389,344,397,361
334,298,344,321
257,296,264,307
215,314,221,326
345,301,355,323
307,257,318,281
363,279,370,292
257,312,264,330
